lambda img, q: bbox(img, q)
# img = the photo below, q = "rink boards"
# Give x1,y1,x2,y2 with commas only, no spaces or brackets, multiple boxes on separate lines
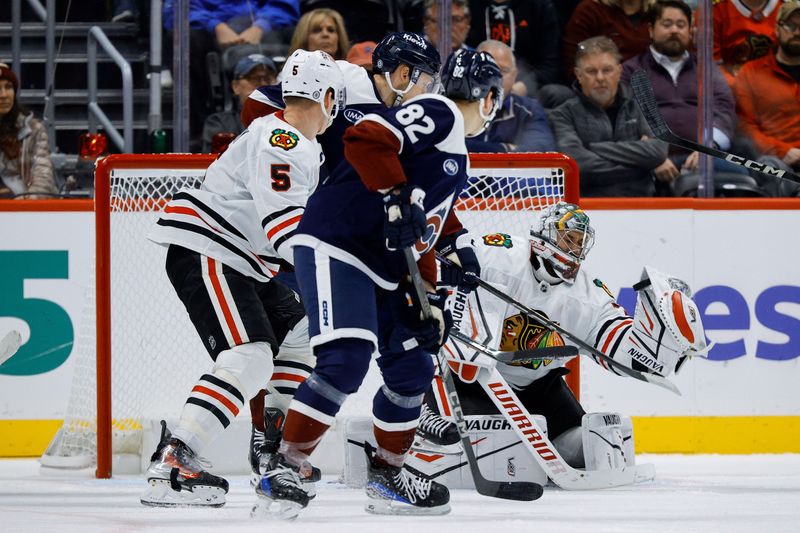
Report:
0,198,799,457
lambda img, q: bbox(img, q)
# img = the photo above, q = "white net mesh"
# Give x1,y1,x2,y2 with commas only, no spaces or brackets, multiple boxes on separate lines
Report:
41,154,574,473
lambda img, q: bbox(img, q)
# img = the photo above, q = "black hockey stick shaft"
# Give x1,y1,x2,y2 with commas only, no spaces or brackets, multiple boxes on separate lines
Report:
449,329,578,363
404,248,544,501
629,69,800,185
436,254,680,395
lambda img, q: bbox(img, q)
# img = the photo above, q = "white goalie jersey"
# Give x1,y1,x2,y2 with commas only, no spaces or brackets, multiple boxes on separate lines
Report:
148,112,323,281
446,232,632,389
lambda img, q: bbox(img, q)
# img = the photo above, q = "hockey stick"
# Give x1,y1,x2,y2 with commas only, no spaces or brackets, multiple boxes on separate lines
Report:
449,329,579,364
629,69,800,185
403,248,544,501
436,255,680,395
0,330,22,366
477,363,655,490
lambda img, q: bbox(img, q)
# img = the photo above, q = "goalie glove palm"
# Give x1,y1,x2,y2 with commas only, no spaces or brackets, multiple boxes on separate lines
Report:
383,185,427,251
438,231,481,292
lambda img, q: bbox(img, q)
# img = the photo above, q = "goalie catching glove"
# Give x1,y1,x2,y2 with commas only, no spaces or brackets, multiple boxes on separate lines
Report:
611,267,709,377
382,185,427,251
388,286,453,354
437,230,481,292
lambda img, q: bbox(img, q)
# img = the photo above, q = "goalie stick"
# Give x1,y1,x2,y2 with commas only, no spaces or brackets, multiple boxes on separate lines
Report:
629,69,800,185
0,330,22,366
436,254,680,395
404,248,544,502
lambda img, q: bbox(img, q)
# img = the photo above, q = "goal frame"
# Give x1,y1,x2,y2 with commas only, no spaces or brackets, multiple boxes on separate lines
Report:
92,152,580,478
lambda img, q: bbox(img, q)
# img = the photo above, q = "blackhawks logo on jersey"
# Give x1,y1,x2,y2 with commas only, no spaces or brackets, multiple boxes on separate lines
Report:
500,313,565,370
269,128,299,151
483,232,513,248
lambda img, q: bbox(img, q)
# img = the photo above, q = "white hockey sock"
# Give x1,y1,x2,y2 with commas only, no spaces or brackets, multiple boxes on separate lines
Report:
173,370,245,454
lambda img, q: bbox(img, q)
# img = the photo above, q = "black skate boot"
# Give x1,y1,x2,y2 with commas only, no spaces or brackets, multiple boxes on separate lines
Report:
250,406,321,498
252,452,311,520
140,420,229,507
416,403,460,447
364,442,450,515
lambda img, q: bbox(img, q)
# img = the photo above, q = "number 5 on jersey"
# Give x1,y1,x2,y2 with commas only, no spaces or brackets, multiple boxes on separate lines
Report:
271,164,291,191
396,104,435,143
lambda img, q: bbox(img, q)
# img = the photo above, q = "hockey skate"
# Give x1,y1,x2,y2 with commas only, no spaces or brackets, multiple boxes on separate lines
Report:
364,442,451,515
251,452,311,521
140,420,229,507
249,406,320,499
414,403,460,451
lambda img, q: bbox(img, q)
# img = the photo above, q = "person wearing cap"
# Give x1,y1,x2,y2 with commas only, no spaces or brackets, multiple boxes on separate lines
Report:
202,54,278,153
734,0,800,195
0,64,57,199
346,41,377,72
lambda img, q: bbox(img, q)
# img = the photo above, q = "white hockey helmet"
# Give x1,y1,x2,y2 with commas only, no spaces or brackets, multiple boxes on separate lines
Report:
279,49,346,128
530,202,595,283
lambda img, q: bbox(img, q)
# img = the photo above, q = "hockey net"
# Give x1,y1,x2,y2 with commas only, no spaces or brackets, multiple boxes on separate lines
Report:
40,152,579,478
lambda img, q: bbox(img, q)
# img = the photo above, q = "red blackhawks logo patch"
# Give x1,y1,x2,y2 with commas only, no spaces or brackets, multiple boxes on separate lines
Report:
483,232,513,248
269,128,299,151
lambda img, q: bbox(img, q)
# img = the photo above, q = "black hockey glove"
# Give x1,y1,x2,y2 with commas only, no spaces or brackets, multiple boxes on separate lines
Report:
382,185,427,251
388,287,453,354
438,230,481,292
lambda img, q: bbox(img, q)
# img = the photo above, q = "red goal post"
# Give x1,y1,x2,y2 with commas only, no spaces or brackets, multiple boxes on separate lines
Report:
81,152,580,478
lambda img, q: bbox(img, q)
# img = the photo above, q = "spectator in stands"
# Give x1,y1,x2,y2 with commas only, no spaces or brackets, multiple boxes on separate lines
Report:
712,0,785,87
423,0,473,52
621,0,747,186
563,0,655,81
202,54,277,153
466,0,561,96
346,41,378,72
0,64,57,199
466,40,556,153
289,8,350,60
734,1,800,195
162,0,299,151
549,37,669,197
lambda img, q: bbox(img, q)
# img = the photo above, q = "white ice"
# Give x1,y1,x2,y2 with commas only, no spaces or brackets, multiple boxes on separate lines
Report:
2,455,799,533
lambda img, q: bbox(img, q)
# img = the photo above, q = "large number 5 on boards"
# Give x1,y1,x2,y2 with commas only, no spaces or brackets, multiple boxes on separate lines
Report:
396,104,435,143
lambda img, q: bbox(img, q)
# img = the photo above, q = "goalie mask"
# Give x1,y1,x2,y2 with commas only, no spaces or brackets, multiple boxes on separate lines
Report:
530,202,595,284
280,49,346,130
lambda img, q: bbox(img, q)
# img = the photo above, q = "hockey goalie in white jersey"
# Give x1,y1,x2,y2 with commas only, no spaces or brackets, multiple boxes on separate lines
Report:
417,202,709,480
141,50,344,508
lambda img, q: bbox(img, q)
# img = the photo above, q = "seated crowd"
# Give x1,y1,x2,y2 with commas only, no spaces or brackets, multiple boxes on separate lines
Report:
1,0,798,198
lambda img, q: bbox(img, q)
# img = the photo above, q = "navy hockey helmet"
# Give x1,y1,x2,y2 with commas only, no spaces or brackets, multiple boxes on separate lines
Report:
373,32,441,76
441,49,503,135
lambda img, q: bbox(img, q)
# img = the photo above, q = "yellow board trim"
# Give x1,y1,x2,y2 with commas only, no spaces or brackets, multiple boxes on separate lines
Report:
0,420,62,457
3,417,800,457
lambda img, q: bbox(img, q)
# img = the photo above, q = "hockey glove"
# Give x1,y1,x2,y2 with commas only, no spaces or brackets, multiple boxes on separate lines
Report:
387,287,453,354
382,185,427,251
438,230,481,292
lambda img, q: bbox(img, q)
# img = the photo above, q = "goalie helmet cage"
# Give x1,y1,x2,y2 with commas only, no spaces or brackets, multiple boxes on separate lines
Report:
47,152,580,479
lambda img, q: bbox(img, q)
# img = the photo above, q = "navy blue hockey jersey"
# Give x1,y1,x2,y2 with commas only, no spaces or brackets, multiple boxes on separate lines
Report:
288,93,469,289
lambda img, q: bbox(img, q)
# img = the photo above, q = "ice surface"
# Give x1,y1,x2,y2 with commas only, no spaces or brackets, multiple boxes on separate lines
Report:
2,455,799,533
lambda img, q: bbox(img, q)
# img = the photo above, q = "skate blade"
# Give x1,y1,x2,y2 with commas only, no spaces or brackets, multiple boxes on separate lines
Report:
140,478,226,507
364,498,451,516
251,495,304,521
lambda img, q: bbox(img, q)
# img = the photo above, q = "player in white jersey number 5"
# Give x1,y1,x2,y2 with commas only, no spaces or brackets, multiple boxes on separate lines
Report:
141,50,345,508
419,202,709,476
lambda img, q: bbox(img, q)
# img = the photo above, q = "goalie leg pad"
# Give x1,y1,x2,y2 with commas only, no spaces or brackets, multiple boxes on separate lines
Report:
581,412,634,471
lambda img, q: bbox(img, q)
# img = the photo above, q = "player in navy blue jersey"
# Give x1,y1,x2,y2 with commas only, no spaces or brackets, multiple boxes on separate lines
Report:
239,33,455,488
251,48,503,519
